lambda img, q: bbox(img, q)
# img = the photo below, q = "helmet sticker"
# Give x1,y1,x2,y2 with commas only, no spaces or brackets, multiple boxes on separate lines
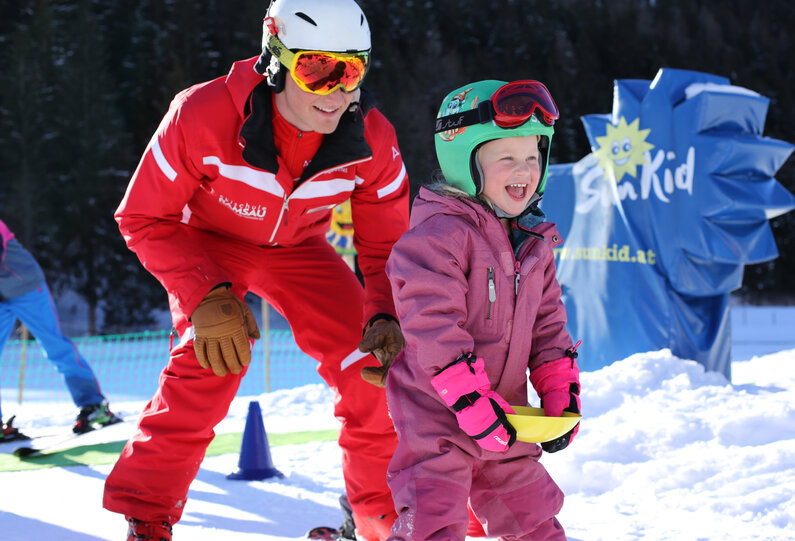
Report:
438,88,478,142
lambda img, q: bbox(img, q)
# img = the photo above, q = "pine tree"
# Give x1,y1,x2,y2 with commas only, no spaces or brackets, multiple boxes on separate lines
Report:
0,0,59,247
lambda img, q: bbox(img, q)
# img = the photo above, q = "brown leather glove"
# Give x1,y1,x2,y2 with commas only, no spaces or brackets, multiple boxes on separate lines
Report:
191,287,261,377
359,318,405,388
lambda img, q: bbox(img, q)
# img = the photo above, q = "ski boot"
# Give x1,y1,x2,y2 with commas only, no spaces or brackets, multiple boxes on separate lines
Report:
126,517,172,541
73,401,122,434
1,415,30,442
336,494,396,541
338,494,356,540
306,495,356,540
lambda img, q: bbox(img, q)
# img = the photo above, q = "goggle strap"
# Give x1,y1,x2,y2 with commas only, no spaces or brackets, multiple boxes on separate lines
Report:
434,103,493,134
478,101,494,124
267,33,295,69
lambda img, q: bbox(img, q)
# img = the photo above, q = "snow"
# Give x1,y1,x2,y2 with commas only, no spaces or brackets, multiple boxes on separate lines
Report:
1,309,795,540
684,81,761,100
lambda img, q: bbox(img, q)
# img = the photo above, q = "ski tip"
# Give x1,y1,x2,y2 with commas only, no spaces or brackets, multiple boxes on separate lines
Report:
12,446,41,458
306,526,341,540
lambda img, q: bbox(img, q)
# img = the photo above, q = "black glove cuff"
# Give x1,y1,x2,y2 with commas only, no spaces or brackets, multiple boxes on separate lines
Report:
189,283,233,322
438,352,478,374
542,423,577,453
567,388,581,414
363,313,399,336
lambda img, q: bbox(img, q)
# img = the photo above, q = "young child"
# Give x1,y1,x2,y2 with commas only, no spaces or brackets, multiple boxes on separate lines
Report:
384,80,581,540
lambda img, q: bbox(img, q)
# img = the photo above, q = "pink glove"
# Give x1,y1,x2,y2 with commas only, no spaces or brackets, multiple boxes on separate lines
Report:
530,346,581,453
431,353,516,452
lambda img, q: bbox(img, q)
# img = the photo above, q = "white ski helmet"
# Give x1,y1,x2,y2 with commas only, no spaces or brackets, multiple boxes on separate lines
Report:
263,0,370,53
256,0,371,91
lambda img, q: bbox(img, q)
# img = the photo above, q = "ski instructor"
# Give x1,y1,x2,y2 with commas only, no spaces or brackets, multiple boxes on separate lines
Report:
104,0,409,539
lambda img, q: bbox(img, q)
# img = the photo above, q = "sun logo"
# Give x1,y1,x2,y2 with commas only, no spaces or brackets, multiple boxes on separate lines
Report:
326,199,355,254
594,116,654,183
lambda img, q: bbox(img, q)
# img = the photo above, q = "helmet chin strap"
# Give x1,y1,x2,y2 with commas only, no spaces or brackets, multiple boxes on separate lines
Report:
254,50,286,93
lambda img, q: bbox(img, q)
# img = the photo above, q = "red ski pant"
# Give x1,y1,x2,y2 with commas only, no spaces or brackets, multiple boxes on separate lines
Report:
103,234,397,524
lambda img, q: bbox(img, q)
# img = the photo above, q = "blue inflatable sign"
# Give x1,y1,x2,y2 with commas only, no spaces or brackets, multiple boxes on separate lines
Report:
542,68,795,378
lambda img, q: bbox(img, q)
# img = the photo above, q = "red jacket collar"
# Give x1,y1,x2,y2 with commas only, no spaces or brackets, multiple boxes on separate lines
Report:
232,57,374,179
225,57,266,118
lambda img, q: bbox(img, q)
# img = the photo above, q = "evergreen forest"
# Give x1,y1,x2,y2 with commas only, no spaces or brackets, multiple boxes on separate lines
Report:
0,0,792,333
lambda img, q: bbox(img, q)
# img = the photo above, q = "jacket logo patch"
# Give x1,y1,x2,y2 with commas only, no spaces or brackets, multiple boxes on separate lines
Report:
219,195,267,220
392,146,400,160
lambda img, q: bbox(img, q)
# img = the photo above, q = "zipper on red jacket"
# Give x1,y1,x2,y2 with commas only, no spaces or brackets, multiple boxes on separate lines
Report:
269,199,290,243
266,156,372,245
487,267,496,319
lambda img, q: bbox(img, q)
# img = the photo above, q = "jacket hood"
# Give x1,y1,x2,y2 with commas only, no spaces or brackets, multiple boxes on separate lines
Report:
411,184,552,258
410,184,494,230
411,183,547,230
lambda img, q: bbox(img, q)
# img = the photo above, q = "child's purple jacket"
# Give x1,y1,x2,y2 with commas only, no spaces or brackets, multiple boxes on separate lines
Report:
386,186,573,458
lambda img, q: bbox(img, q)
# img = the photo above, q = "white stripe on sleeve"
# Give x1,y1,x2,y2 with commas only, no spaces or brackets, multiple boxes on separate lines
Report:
377,163,407,199
152,138,178,182
340,348,371,371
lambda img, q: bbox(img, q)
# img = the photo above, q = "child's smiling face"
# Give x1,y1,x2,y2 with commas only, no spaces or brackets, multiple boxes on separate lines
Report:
478,135,541,216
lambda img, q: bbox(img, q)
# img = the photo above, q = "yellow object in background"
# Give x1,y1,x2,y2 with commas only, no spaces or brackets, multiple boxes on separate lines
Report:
326,200,356,255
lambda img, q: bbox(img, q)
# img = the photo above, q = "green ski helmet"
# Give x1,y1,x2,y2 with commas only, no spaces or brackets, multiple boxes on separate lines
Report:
434,79,557,197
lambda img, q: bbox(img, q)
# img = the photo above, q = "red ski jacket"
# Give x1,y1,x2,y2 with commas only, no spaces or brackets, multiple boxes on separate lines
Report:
115,57,409,321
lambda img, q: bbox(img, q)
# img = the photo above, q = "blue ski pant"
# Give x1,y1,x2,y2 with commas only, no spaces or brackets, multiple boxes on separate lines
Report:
0,284,105,418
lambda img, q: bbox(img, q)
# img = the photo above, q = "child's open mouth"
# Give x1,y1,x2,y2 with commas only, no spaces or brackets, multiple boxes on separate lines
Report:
506,183,528,200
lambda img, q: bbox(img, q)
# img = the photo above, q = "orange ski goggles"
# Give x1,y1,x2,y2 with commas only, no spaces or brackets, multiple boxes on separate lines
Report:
266,32,369,95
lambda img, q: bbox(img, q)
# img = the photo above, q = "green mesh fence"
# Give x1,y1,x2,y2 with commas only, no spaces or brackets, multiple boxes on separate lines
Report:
0,329,324,404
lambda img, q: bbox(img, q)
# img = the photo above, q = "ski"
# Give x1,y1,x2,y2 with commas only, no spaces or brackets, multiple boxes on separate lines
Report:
12,416,125,458
13,432,87,458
